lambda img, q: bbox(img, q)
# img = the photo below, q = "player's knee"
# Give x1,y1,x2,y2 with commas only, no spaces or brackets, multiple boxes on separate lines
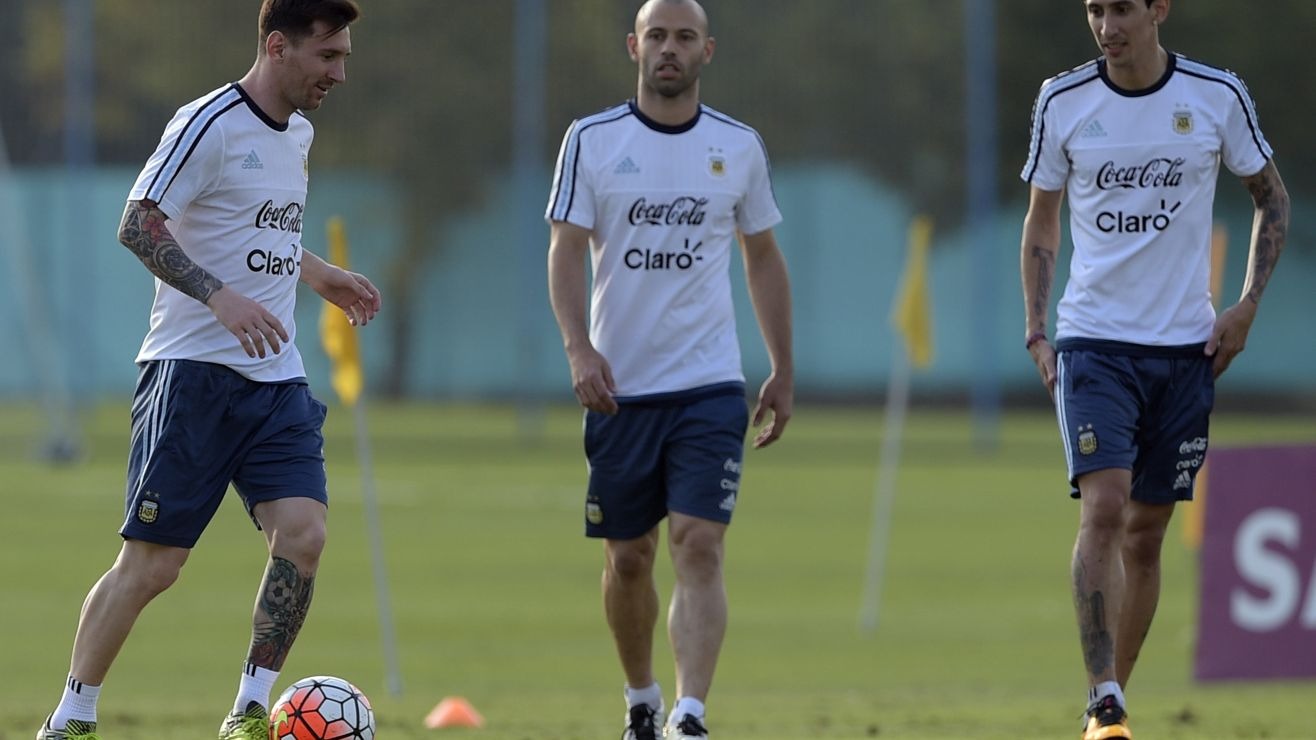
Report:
1122,524,1167,567
116,549,186,598
669,527,724,577
606,541,656,581
273,521,327,570
1079,490,1126,534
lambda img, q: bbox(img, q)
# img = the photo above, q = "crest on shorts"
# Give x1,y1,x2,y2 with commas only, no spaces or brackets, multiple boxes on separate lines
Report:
1173,109,1193,135
1077,425,1099,456
137,499,160,524
586,501,603,525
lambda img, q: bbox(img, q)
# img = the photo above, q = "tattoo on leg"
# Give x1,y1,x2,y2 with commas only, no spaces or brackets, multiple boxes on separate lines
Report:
1074,559,1113,677
248,556,315,670
1030,245,1054,321
1082,591,1113,676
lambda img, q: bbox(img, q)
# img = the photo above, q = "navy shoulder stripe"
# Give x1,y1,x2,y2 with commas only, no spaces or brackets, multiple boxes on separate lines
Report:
548,102,631,222
1022,62,1101,183
700,105,776,198
1175,54,1269,159
145,85,244,203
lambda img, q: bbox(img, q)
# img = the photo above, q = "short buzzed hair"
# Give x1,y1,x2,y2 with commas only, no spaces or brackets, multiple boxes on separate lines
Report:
636,0,709,35
258,0,360,45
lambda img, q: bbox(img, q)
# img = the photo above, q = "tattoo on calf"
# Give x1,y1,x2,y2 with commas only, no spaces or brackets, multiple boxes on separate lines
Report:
1074,559,1114,677
249,556,315,670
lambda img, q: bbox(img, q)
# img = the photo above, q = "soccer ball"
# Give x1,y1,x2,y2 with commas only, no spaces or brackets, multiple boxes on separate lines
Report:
270,675,375,740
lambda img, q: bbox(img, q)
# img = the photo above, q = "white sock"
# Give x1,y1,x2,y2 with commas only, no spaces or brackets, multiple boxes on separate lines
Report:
624,682,664,711
51,676,101,729
671,696,705,722
1088,681,1126,711
234,662,280,714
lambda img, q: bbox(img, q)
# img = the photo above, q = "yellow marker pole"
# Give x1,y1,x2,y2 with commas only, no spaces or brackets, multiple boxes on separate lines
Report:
319,217,402,695
860,216,935,632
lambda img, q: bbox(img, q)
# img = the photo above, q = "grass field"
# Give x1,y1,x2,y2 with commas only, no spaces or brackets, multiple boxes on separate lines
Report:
1,402,1312,739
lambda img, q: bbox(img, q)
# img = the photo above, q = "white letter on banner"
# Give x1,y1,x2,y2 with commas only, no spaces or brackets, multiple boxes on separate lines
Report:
1231,508,1300,632
1303,557,1316,629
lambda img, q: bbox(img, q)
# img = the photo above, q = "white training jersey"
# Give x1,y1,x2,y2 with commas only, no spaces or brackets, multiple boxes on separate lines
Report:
1021,54,1271,346
546,101,782,398
129,83,313,382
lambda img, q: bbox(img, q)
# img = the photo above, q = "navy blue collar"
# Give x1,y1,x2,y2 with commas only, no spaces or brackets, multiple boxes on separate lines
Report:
628,99,700,134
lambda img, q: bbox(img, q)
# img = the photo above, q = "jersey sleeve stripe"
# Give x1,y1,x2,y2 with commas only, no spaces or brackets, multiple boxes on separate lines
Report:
143,87,243,203
1175,57,1272,161
701,106,779,203
548,104,631,222
1022,64,1100,183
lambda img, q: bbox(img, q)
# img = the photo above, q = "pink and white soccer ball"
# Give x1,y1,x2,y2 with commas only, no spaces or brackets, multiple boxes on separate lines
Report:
270,675,375,740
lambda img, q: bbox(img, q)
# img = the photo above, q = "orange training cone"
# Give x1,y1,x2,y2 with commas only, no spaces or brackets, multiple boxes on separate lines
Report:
424,696,485,729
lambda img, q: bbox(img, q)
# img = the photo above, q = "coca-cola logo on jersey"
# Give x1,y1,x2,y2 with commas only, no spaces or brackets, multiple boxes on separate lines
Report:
1096,157,1185,190
253,200,304,233
628,196,709,227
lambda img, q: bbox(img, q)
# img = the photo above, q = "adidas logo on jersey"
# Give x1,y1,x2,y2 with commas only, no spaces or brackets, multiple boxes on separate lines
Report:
242,150,264,170
1173,471,1193,490
1080,120,1108,139
614,156,640,175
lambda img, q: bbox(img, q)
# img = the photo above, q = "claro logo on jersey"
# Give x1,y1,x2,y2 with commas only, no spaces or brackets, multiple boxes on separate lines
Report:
247,243,301,276
253,199,304,234
628,196,709,227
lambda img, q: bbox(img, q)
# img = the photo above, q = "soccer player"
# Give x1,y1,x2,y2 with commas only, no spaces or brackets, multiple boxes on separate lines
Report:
546,1,793,738
1019,1,1289,738
35,2,377,739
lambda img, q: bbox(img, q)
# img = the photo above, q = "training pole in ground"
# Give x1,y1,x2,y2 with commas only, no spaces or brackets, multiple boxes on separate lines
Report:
859,216,935,633
323,217,403,697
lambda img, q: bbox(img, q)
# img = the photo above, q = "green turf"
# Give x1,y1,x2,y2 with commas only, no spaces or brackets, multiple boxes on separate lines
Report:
1,402,1312,739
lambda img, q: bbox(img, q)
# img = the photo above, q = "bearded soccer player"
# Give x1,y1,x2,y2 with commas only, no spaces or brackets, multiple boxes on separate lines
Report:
546,1,794,738
35,2,381,739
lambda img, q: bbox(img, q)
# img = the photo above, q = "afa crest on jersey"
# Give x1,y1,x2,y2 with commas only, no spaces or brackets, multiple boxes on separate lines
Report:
708,154,726,177
1173,109,1193,135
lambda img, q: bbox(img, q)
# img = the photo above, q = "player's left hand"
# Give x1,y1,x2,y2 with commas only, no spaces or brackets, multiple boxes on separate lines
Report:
1205,300,1257,378
316,267,382,326
751,371,793,448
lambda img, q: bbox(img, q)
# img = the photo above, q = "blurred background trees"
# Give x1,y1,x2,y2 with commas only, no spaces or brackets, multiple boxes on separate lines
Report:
1,0,1311,397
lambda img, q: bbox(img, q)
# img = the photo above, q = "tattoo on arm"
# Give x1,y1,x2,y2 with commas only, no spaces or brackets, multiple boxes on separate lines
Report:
1029,245,1055,325
119,201,223,304
1073,559,1113,678
1240,162,1290,305
248,556,315,671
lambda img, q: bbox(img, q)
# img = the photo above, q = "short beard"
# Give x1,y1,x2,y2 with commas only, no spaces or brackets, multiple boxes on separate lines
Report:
646,70,698,99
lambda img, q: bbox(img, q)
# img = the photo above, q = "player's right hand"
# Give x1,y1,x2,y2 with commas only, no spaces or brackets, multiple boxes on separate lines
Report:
567,345,618,415
207,286,290,358
1029,339,1058,396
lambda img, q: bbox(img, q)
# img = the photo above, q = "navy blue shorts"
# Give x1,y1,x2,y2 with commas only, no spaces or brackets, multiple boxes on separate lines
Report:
1054,340,1213,504
120,359,329,548
582,383,749,539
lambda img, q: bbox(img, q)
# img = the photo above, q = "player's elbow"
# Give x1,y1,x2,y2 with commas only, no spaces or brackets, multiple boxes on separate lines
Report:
117,199,156,249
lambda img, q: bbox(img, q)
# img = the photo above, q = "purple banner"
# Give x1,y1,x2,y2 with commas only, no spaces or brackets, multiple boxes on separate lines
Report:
1195,445,1316,681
